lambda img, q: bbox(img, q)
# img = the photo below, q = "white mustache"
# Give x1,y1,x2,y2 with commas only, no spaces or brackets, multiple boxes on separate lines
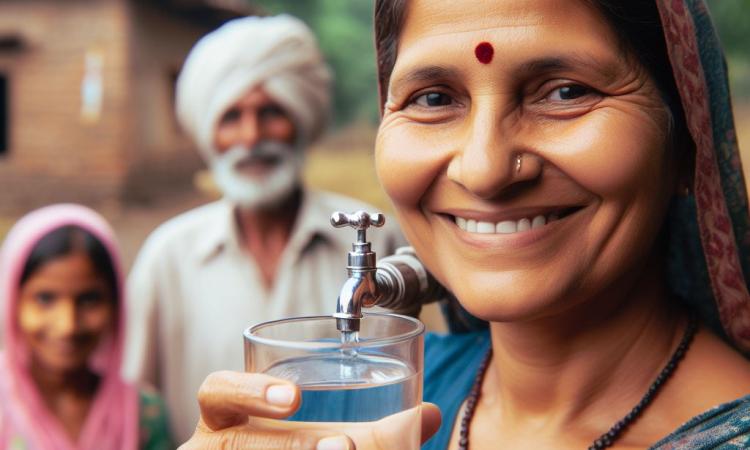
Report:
211,141,303,209
226,142,291,168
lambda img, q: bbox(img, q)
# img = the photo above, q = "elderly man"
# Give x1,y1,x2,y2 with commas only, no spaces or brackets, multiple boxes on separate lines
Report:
123,15,402,442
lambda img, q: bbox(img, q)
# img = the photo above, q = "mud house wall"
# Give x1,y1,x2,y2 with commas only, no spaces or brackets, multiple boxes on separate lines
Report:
0,0,132,213
122,1,211,203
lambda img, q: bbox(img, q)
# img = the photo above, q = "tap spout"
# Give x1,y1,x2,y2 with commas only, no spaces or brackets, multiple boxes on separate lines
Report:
334,269,379,332
330,211,385,332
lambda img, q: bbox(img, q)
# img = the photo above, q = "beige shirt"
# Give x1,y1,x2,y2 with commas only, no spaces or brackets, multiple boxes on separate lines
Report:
122,190,403,443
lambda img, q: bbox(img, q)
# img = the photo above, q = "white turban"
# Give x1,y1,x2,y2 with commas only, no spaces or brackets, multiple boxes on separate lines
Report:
176,15,332,159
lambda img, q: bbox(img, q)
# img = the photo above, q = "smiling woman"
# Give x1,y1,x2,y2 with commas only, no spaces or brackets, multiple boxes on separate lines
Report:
376,0,681,325
373,0,750,449
177,1,750,449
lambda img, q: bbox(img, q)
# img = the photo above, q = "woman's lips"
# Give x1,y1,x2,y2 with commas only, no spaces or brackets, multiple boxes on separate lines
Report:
446,206,584,235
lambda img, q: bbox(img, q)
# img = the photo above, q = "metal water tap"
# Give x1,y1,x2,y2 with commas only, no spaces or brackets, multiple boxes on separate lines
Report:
331,211,384,332
331,211,446,332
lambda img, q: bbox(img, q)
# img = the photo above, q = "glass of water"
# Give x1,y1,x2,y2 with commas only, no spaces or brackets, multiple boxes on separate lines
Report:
244,313,424,449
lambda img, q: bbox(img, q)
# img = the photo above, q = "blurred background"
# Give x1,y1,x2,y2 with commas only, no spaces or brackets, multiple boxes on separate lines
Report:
0,0,747,270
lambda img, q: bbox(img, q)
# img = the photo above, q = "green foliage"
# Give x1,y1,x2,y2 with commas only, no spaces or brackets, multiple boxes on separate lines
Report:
706,0,750,99
251,0,379,126
706,0,750,59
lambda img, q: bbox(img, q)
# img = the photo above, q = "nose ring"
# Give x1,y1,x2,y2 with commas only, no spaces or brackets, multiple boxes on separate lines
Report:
515,154,522,174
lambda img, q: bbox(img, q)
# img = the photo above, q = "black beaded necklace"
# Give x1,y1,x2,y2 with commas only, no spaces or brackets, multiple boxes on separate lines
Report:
457,315,698,450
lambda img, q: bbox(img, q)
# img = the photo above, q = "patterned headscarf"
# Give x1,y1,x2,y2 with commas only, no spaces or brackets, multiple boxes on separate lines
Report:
657,0,750,351
0,204,139,450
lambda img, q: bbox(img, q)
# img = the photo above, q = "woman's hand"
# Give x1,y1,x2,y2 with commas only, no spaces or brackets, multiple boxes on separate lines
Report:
178,371,442,450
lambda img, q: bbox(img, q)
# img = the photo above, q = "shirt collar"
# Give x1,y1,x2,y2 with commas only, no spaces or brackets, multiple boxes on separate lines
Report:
194,190,351,264
193,199,238,263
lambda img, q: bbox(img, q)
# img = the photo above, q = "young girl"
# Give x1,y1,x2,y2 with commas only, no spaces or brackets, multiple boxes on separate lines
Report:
0,204,171,450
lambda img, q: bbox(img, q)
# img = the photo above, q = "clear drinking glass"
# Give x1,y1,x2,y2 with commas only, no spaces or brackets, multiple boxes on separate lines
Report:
244,313,424,449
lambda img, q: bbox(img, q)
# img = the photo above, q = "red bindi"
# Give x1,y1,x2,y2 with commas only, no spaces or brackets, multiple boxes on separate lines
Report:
474,42,494,64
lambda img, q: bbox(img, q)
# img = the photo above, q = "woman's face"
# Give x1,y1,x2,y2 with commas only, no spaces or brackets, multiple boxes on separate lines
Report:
18,252,115,374
376,0,677,321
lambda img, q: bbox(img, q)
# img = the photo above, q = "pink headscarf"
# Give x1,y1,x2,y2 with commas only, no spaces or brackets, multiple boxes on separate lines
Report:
0,204,138,450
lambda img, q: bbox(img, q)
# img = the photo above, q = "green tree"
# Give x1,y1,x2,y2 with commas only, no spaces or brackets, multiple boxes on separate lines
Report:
251,0,379,126
706,0,750,99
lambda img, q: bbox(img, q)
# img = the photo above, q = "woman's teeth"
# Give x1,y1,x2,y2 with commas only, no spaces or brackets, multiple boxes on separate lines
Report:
454,214,559,234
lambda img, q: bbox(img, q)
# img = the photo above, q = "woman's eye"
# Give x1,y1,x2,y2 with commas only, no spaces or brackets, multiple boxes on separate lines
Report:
412,92,453,108
77,291,105,308
34,292,56,306
547,84,594,101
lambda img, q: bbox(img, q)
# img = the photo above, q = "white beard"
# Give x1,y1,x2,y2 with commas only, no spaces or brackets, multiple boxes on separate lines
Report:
210,141,303,210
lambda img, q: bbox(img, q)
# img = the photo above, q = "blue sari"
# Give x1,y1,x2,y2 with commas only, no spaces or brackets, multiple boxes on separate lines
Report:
422,332,750,450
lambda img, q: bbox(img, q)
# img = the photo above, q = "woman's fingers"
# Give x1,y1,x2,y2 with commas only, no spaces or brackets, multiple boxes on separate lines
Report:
179,425,355,450
420,403,442,443
343,403,440,450
190,371,439,450
197,370,301,430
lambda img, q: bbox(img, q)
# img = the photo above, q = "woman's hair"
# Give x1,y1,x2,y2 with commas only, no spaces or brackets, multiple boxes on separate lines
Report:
374,0,692,162
19,225,118,299
374,0,407,109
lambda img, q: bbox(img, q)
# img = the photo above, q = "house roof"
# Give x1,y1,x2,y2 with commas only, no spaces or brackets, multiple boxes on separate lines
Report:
152,0,261,26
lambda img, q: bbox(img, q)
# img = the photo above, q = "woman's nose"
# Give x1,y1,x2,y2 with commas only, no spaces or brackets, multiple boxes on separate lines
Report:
447,105,541,198
51,299,77,336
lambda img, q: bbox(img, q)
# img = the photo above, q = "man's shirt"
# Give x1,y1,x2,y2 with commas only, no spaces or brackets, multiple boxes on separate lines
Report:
122,189,403,442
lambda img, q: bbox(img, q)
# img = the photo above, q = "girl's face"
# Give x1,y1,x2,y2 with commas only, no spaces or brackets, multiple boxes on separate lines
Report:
18,252,115,374
376,0,677,321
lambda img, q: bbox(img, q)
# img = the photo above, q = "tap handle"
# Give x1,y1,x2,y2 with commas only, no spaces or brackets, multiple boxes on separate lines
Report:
331,211,385,244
